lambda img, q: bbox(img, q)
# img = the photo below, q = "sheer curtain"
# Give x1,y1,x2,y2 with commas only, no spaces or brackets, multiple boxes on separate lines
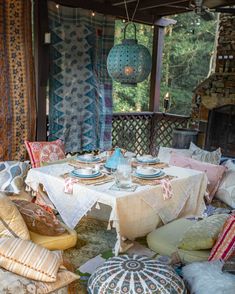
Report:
48,2,114,152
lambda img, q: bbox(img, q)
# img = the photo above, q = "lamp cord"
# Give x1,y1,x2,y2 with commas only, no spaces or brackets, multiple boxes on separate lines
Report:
124,0,140,23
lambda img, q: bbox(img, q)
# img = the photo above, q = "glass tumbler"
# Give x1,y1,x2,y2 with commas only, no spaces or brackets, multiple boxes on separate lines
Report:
115,157,132,189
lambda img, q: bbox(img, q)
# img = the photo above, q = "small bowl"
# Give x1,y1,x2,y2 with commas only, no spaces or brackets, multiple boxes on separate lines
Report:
136,167,158,175
76,168,94,175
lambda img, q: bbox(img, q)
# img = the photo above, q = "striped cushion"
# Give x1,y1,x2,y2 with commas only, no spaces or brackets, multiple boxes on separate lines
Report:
208,214,235,261
0,238,62,282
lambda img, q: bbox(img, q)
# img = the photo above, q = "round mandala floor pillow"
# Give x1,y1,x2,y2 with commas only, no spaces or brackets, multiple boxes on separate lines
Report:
88,255,186,294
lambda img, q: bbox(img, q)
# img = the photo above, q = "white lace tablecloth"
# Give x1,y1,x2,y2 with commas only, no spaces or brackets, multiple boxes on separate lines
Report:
25,164,207,249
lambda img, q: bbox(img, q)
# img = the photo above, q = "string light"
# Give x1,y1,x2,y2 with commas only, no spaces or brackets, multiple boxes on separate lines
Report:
91,11,95,17
122,19,126,23
56,4,59,9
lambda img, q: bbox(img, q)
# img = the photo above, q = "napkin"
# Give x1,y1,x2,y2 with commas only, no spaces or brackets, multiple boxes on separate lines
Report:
158,178,174,200
64,177,78,194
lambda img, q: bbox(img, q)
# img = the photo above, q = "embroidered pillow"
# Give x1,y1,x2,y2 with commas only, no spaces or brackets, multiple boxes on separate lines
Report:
178,214,228,250
25,140,65,168
190,142,221,165
12,200,66,236
215,160,235,209
157,146,193,164
208,214,235,261
0,266,79,293
169,153,226,201
0,161,29,194
0,238,62,282
0,193,30,240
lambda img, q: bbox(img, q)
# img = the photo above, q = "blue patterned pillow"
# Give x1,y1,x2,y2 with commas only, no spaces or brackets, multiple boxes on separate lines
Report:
0,161,29,194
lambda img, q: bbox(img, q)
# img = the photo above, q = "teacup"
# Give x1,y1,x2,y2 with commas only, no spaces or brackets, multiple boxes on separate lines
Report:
83,154,94,160
136,166,157,175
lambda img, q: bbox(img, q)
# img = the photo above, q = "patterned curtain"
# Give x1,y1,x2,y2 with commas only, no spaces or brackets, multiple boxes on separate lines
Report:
48,2,114,153
0,0,36,161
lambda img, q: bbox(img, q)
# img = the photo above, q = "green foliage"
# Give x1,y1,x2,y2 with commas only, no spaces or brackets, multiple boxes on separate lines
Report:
112,13,216,115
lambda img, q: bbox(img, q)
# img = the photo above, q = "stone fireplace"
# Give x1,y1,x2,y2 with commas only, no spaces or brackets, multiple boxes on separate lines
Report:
192,14,235,156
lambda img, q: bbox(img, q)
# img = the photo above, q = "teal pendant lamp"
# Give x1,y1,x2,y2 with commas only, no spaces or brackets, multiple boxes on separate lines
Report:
107,23,152,87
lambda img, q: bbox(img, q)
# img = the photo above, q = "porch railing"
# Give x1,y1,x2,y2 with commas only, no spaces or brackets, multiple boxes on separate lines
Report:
112,112,190,155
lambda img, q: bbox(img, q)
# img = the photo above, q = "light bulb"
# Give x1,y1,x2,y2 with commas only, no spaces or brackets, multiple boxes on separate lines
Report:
124,66,134,76
91,11,95,17
56,4,59,9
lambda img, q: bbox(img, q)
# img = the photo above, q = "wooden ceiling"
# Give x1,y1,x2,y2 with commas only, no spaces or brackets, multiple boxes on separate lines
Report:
54,0,235,24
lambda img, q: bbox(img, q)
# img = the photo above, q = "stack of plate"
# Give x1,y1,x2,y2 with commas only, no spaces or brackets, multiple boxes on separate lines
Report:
136,156,160,164
76,155,102,163
70,169,102,179
134,168,165,179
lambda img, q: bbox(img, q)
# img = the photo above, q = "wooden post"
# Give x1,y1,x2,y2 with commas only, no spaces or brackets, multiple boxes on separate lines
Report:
149,17,176,112
34,0,49,141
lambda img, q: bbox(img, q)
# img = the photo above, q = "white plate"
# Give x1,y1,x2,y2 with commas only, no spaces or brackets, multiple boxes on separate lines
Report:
134,170,165,179
136,168,161,177
77,155,101,162
136,157,160,164
71,170,101,178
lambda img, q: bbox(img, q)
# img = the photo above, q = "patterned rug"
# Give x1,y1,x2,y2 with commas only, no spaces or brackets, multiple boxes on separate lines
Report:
0,0,36,161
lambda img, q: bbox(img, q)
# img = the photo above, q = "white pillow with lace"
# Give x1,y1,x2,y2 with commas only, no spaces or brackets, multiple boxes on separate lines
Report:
190,142,221,165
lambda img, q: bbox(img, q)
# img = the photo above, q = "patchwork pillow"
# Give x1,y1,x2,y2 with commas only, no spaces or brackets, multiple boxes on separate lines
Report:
0,238,62,282
157,146,193,164
25,139,65,168
178,214,228,250
208,214,235,261
169,153,226,201
0,161,29,194
190,142,221,165
0,193,30,240
12,200,66,236
216,160,235,208
0,266,79,293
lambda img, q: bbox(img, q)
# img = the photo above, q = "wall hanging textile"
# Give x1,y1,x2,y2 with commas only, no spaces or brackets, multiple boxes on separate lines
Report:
48,2,114,153
0,0,36,161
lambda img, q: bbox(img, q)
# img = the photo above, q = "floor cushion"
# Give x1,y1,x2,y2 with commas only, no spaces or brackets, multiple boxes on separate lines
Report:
0,161,29,194
215,160,235,208
30,223,77,251
25,139,65,168
223,255,235,275
0,193,30,240
147,218,210,264
189,142,221,165
0,266,79,294
12,199,66,236
178,214,228,250
169,153,226,201
182,261,235,294
88,255,186,294
157,146,193,164
0,238,62,282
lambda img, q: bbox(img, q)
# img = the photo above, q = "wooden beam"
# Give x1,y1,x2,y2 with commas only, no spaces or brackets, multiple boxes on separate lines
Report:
138,0,188,11
154,17,177,27
34,0,49,141
54,0,155,24
149,25,165,112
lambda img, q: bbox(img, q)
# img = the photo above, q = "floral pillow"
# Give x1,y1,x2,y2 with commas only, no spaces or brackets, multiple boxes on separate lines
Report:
0,161,29,194
25,140,65,168
189,142,221,165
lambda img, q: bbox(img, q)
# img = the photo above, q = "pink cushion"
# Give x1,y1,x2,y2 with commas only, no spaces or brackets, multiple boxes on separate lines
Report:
169,153,226,201
25,140,65,168
208,214,235,261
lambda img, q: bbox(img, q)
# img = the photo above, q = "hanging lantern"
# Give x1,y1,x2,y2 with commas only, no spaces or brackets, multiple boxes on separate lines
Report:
107,23,152,86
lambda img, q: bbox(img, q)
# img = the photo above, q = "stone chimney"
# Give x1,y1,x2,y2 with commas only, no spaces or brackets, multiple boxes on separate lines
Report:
191,14,235,148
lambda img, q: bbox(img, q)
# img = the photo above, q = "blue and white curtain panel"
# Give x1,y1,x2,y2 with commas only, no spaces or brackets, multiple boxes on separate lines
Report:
48,2,114,152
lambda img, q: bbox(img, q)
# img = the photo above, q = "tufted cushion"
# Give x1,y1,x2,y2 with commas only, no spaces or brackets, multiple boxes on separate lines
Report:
216,160,235,208
0,266,79,293
209,214,235,261
12,200,66,236
0,161,29,194
178,214,228,250
189,142,221,165
0,238,62,282
169,153,226,201
0,193,30,240
88,255,186,294
25,140,65,168
157,146,193,164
